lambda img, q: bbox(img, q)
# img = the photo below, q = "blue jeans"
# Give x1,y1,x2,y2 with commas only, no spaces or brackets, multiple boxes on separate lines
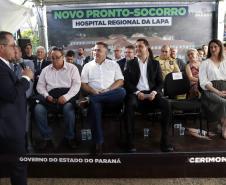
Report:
88,88,126,144
34,102,76,140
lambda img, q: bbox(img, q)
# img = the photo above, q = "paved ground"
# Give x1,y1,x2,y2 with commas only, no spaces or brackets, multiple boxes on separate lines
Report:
1,178,226,185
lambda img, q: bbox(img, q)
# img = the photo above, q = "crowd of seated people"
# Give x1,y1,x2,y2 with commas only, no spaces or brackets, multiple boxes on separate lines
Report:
14,38,226,155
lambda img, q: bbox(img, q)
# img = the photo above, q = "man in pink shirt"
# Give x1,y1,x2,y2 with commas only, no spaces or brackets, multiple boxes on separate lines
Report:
34,47,81,151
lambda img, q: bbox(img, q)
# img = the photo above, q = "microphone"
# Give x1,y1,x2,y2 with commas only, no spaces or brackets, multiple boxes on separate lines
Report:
20,62,34,82
20,62,26,70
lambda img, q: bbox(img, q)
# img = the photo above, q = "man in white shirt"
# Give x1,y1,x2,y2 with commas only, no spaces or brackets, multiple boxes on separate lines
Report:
34,47,81,151
81,42,126,155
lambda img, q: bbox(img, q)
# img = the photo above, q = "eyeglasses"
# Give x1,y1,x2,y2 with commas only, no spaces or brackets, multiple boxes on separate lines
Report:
51,55,63,61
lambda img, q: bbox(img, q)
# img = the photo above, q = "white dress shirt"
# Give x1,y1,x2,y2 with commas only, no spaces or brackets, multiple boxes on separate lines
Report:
81,58,124,90
76,56,86,66
199,58,226,90
136,58,150,91
37,62,81,101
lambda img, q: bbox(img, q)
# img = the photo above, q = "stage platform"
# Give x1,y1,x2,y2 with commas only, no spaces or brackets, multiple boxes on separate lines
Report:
20,114,226,178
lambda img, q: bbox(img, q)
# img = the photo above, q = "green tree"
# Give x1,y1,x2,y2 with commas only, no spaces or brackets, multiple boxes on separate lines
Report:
21,29,40,50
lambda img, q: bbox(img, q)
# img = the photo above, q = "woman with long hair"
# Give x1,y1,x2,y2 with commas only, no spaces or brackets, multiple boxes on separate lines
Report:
199,39,226,138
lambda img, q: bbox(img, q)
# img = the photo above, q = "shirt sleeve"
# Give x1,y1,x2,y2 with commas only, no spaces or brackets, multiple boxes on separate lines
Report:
36,68,49,98
114,62,124,81
63,66,81,101
199,60,212,90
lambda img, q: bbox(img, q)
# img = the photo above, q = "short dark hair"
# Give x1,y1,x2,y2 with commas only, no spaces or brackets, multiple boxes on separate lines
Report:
224,43,226,48
136,38,154,60
0,31,13,45
78,47,84,51
95,41,108,50
125,45,135,50
52,47,64,56
66,50,75,57
25,43,32,48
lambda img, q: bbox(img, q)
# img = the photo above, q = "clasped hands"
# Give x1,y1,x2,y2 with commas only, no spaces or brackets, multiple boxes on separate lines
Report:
93,88,111,95
137,91,157,101
46,95,66,105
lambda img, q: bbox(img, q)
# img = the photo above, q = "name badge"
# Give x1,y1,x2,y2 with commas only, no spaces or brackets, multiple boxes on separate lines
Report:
172,72,183,80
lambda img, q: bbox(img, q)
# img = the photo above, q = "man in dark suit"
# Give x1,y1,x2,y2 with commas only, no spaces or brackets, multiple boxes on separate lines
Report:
117,44,135,73
124,38,174,153
0,31,33,185
33,46,50,94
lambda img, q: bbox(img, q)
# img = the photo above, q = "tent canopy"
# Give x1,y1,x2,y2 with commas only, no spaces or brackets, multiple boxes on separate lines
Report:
0,0,32,33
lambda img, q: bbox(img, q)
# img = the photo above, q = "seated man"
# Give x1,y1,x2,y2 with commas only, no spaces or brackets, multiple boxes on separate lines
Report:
117,44,136,73
124,38,174,153
170,47,186,73
155,45,180,79
81,41,126,155
34,47,81,151
33,46,51,94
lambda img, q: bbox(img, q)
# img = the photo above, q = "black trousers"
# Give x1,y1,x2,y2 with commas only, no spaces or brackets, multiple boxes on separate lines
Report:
124,93,172,146
0,139,27,185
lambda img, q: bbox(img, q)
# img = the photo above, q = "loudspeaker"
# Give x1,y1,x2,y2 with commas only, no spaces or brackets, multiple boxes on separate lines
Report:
17,38,31,49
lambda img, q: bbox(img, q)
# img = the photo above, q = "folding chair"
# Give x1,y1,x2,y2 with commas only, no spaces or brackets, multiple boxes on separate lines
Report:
164,72,203,135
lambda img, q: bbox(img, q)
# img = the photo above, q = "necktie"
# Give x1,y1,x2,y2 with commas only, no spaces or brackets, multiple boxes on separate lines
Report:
14,63,19,77
37,61,41,70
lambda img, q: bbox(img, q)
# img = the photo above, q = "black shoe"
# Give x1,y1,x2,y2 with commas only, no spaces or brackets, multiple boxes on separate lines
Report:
77,97,89,108
65,139,78,150
36,140,54,151
92,144,103,156
160,143,174,152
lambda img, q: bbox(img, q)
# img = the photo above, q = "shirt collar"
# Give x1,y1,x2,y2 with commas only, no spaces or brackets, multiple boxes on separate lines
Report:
37,59,44,63
95,58,106,65
137,57,148,64
0,57,11,69
51,61,67,70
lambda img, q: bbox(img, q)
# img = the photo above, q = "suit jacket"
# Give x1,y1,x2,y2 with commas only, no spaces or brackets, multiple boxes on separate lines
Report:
117,58,127,73
33,59,51,94
124,57,163,95
0,59,30,140
33,58,51,77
